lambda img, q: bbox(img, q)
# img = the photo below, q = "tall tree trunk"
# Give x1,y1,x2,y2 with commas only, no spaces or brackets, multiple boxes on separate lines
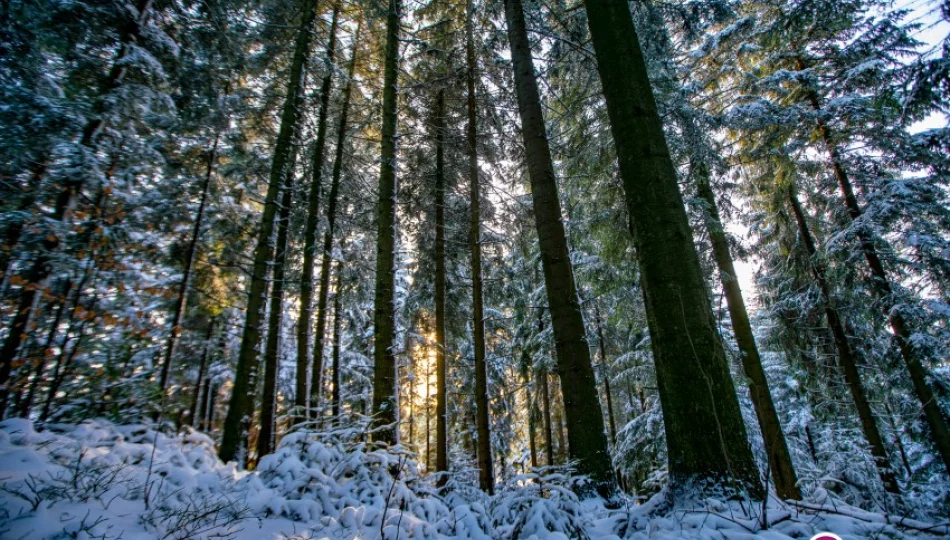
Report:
159,133,219,394
426,338,431,470
371,0,402,445
554,395,567,462
797,58,950,475
202,377,218,435
256,165,294,459
696,173,802,500
185,321,216,428
580,0,762,498
408,353,416,445
787,187,900,493
503,0,615,496
466,0,493,495
331,265,343,418
527,376,538,469
219,0,318,463
594,307,618,446
434,88,450,486
298,4,341,417
540,368,555,466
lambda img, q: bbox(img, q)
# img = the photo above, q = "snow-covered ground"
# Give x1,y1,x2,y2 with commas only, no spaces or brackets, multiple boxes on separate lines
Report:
0,418,946,539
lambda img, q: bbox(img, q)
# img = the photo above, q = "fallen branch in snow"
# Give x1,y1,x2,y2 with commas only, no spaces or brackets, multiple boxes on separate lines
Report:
787,500,950,535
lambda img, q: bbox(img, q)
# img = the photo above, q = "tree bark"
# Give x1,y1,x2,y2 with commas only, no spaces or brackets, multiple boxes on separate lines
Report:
256,162,294,459
594,307,618,446
371,0,402,445
503,0,616,496
527,382,538,469
696,173,802,500
466,0,494,495
434,87,450,486
299,4,341,417
219,0,318,463
580,0,762,498
540,367,554,466
787,187,900,493
331,265,343,418
159,132,219,394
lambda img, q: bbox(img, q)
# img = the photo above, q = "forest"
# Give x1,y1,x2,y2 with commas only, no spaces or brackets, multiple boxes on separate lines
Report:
0,0,949,538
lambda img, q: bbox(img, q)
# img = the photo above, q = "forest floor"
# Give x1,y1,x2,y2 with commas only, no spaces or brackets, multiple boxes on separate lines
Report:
0,418,946,539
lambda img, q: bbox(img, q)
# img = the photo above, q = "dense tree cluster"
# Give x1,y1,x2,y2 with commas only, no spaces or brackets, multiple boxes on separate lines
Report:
1,0,948,516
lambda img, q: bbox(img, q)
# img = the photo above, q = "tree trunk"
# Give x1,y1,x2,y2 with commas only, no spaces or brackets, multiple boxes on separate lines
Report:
256,162,294,459
185,321,216,427
299,4,341,417
580,0,762,498
371,0,402,445
503,0,616,496
219,0,318,463
434,87,450,486
159,132,219,394
787,187,900,493
594,307,618,446
797,58,950,475
527,378,538,469
426,338,431,470
466,0,493,495
331,265,343,418
696,173,802,500
540,368,555,466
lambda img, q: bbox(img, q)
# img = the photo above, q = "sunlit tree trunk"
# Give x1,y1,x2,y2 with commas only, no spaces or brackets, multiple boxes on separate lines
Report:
219,0,318,463
540,367,554,466
526,367,538,469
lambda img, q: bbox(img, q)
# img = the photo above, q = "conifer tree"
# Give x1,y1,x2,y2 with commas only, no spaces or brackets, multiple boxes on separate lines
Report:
581,0,763,498
371,0,403,444
503,0,616,497
219,0,319,463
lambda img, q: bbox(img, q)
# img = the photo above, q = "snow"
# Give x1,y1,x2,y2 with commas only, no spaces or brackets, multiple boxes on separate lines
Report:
1,418,947,539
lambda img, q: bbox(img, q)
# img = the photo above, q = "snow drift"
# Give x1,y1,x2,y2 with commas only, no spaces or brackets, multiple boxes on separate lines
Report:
0,418,946,539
